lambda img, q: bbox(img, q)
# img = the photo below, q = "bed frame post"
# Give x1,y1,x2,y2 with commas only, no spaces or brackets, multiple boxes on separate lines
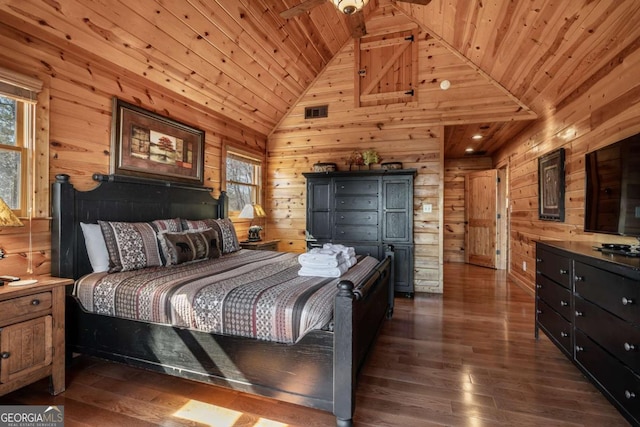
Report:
333,280,355,427
51,174,76,279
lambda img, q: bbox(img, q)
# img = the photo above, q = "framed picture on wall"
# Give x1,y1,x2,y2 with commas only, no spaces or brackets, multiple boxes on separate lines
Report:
110,98,205,185
538,148,565,221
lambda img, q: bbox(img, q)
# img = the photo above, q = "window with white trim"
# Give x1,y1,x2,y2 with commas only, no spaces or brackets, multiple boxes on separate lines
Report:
225,148,263,213
0,69,41,218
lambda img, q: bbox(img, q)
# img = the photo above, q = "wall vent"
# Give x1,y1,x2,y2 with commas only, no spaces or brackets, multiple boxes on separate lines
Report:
305,105,328,119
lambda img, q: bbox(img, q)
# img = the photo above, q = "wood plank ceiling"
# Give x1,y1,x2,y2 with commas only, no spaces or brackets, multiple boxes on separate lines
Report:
1,0,638,158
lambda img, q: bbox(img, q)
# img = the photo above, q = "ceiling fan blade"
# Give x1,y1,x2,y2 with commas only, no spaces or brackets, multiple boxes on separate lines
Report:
348,11,367,38
398,0,432,5
280,0,327,19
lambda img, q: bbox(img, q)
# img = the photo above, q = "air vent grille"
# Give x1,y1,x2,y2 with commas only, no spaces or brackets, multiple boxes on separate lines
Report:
305,105,328,119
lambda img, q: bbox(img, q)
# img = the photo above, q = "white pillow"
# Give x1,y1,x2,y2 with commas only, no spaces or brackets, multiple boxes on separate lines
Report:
80,222,110,273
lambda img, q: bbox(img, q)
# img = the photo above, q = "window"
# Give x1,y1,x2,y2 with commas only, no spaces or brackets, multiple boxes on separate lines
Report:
0,68,41,218
0,95,29,215
225,148,263,213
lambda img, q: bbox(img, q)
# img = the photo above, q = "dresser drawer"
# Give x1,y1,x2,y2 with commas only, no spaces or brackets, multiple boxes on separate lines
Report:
335,211,378,225
334,225,379,241
334,179,378,195
536,274,572,321
536,247,572,289
574,261,640,324
335,196,378,210
575,330,640,424
537,299,573,356
0,292,52,325
575,296,640,372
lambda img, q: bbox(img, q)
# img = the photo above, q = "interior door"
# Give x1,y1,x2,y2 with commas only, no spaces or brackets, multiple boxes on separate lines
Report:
465,169,498,269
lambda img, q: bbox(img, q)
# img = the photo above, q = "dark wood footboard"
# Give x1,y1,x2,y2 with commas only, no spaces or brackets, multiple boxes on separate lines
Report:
334,255,392,426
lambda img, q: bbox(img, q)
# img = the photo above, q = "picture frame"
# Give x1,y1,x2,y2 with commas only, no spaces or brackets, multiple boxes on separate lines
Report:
110,98,205,185
538,148,565,221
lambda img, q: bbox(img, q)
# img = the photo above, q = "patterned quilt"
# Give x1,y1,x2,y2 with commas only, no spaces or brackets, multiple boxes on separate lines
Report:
74,249,379,344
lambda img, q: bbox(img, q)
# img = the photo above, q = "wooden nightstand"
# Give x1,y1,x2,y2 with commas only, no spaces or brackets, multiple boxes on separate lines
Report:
240,239,280,251
0,275,73,397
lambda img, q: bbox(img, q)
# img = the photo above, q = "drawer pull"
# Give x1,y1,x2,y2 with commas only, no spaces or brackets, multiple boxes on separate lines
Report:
624,343,636,351
340,231,345,234
575,346,584,352
340,201,345,204
560,332,568,338
536,284,542,289
622,297,634,306
0,352,10,359
559,269,569,275
536,309,542,314
31,299,40,306
536,258,542,263
625,390,636,399
574,276,584,282
575,311,584,317
560,300,568,306
340,215,345,219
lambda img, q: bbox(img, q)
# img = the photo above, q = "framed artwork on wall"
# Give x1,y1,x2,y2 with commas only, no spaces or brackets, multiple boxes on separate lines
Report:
110,98,205,185
538,148,565,221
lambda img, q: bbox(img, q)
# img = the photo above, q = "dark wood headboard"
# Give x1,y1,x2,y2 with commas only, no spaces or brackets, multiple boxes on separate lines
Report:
51,173,227,280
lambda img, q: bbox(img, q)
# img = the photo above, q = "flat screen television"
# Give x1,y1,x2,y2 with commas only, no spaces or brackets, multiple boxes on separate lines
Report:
584,132,640,237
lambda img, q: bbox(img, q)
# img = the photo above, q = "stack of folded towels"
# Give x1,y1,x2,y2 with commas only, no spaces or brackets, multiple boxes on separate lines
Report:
298,243,357,277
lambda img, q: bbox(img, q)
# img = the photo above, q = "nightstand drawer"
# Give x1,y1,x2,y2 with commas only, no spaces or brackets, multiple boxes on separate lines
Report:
0,292,52,324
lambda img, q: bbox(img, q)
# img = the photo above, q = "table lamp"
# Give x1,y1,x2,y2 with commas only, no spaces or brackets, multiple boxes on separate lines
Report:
238,203,266,241
0,196,24,260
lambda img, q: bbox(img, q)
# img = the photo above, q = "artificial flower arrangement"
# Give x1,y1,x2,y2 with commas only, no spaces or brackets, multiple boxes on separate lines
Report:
362,149,380,166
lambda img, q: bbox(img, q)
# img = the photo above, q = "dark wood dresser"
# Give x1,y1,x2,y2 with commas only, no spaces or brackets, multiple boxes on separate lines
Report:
304,169,416,295
535,241,639,425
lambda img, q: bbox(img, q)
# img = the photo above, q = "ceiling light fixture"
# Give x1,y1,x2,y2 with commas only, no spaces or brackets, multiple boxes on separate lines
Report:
472,134,483,140
439,80,451,90
330,0,370,15
465,147,474,153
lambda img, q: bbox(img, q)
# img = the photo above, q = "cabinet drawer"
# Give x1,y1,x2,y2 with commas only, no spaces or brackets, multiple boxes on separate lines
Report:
575,330,640,424
334,225,379,241
0,292,52,324
335,211,378,225
575,296,640,372
537,299,573,355
335,196,378,210
574,261,640,324
535,247,572,289
536,274,572,321
335,179,378,195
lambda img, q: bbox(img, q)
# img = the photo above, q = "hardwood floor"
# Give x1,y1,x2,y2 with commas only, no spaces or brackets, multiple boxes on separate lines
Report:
2,263,630,426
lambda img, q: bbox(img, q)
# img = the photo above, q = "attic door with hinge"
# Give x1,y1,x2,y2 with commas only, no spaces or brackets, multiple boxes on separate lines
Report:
355,30,418,108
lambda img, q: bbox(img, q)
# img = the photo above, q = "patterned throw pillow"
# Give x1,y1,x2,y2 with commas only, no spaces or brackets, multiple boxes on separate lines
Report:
99,220,164,272
182,218,240,254
158,229,221,265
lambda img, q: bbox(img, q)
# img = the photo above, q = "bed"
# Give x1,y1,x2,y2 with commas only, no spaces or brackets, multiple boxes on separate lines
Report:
51,173,393,427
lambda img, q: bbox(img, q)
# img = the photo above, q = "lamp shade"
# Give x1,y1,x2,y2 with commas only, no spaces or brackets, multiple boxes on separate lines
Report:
238,203,266,219
330,0,370,15
0,197,23,227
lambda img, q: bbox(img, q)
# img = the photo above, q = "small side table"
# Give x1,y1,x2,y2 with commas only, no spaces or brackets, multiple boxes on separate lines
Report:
240,239,280,251
0,275,73,397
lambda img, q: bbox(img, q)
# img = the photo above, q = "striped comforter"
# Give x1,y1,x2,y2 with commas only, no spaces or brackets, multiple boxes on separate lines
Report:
74,249,379,344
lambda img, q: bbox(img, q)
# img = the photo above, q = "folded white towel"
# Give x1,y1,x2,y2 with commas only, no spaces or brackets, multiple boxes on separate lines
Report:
346,255,357,267
323,243,356,257
298,262,349,278
298,251,346,268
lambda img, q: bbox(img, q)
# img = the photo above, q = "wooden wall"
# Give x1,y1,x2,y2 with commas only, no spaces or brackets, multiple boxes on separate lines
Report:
494,45,640,293
0,24,266,279
443,156,492,263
